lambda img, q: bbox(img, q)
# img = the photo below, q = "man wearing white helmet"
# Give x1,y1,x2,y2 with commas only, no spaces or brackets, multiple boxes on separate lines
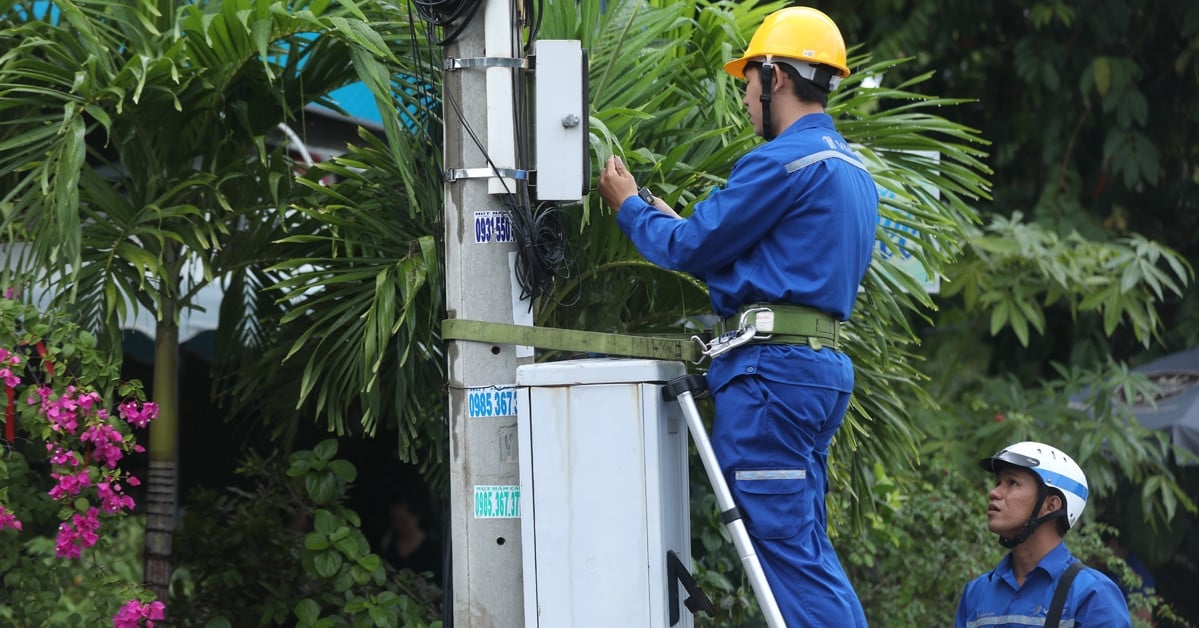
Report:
955,441,1131,627
598,5,875,626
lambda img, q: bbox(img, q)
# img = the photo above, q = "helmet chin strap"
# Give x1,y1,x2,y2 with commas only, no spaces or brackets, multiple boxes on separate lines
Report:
759,60,776,141
997,486,1066,548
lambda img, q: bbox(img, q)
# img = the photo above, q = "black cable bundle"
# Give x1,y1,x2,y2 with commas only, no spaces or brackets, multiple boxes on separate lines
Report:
509,200,576,308
410,0,484,45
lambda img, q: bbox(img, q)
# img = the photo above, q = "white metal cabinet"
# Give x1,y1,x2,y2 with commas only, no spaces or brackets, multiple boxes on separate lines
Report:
516,358,693,628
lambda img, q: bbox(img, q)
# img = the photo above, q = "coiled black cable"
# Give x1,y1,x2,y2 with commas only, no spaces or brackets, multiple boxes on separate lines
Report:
508,200,577,308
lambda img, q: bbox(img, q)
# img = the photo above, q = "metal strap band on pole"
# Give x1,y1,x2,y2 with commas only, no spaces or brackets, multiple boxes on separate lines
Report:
443,57,528,70
444,167,529,182
442,319,703,363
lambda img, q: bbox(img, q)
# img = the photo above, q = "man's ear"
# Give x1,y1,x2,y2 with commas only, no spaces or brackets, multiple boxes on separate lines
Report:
1040,492,1064,518
770,64,786,93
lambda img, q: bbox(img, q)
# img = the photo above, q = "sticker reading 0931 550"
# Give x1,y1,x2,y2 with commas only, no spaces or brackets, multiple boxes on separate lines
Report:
474,210,514,244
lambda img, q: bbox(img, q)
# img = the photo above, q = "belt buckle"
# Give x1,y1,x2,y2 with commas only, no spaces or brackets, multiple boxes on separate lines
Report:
739,306,773,340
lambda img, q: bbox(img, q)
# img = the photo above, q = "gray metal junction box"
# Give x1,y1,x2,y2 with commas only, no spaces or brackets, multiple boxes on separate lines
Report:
516,358,694,627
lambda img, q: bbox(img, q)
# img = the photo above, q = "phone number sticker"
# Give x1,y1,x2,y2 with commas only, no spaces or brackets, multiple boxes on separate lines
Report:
474,485,520,519
467,386,518,419
474,210,514,244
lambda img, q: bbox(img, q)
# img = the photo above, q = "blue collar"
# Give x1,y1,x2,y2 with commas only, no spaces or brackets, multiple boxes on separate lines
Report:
991,541,1073,590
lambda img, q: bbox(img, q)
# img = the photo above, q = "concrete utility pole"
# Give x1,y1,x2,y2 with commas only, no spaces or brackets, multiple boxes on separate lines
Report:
442,0,528,625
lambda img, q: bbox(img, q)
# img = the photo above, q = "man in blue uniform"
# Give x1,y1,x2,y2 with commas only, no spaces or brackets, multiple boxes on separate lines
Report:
956,441,1131,627
597,7,875,626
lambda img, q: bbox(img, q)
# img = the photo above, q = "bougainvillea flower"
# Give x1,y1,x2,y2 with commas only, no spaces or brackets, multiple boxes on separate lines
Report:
0,504,22,532
113,599,166,628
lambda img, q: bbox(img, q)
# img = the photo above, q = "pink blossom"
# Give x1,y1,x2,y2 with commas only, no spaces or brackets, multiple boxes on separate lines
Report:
36,386,82,434
0,347,20,387
0,367,18,388
113,599,166,628
76,390,102,413
96,481,136,514
49,469,92,500
45,442,82,467
0,504,22,532
55,507,101,559
81,423,125,468
55,522,81,559
26,385,50,406
117,401,158,429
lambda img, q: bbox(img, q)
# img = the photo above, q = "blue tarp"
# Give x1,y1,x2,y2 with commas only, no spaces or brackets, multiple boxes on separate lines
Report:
1127,347,1199,465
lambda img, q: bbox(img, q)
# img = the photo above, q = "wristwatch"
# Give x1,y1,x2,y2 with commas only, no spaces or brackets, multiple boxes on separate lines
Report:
637,186,654,205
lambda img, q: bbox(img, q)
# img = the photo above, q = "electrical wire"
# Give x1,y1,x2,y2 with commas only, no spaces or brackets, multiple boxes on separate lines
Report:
406,1,442,140
521,0,543,55
411,0,485,45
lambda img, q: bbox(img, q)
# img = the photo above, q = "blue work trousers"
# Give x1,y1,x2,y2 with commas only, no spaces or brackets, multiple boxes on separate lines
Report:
710,373,867,627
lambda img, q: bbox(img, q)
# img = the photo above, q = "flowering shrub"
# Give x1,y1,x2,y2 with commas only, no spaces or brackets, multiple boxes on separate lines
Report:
0,296,162,626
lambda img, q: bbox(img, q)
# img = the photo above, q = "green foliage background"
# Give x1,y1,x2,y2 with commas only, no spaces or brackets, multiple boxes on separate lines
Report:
3,0,1199,625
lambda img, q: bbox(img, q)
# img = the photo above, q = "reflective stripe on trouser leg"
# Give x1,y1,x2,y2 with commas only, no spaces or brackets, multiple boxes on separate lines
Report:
710,375,867,627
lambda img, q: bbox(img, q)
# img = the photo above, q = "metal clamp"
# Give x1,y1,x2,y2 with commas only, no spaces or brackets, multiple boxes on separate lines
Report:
443,57,528,71
444,167,530,182
691,325,759,362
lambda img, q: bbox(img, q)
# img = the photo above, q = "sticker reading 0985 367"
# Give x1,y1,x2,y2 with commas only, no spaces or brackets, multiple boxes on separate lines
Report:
467,386,518,418
474,210,514,244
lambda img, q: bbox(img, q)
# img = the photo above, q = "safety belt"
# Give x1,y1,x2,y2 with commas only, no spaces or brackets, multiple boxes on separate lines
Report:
442,319,703,362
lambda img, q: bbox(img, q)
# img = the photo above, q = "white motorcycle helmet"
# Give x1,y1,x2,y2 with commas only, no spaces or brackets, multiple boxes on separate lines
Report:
980,441,1089,546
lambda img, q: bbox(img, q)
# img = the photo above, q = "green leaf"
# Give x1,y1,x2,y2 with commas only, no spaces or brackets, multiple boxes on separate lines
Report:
989,300,1010,336
1092,56,1111,95
333,532,359,557
304,533,329,551
307,471,339,505
313,550,343,578
288,458,314,477
357,553,380,571
313,439,338,462
313,509,339,534
328,459,357,483
295,599,321,626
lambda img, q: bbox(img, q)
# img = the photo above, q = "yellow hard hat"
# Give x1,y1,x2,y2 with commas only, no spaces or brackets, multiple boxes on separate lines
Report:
723,7,850,81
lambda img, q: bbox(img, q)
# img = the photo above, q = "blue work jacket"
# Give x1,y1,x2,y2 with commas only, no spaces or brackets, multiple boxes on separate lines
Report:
955,542,1131,628
615,113,877,320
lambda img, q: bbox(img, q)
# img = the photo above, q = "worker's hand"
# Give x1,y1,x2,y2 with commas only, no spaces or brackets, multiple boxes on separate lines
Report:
597,155,639,213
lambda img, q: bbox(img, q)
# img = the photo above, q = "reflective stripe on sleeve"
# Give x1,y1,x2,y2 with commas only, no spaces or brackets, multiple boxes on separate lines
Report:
783,150,868,174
